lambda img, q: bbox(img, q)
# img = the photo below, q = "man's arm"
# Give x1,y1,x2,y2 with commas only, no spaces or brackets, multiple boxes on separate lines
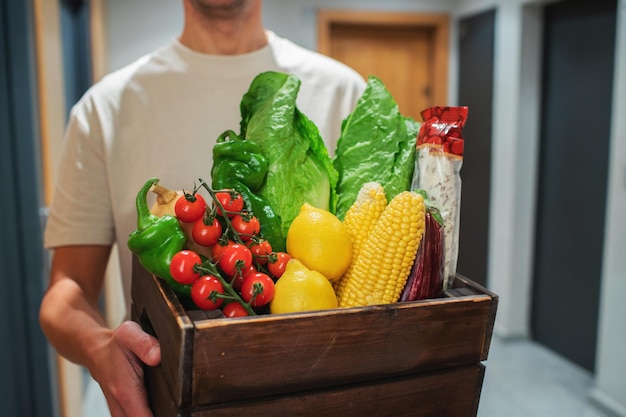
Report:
40,245,161,417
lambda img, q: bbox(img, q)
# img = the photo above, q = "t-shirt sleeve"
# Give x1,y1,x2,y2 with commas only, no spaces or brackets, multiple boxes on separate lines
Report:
44,97,115,249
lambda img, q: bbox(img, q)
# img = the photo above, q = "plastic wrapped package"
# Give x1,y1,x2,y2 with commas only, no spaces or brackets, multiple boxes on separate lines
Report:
411,106,468,289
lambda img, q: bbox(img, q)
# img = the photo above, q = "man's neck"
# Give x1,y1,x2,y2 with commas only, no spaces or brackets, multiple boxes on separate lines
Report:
179,0,267,55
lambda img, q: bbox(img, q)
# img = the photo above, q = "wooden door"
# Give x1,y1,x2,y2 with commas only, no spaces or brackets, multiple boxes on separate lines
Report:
318,10,449,121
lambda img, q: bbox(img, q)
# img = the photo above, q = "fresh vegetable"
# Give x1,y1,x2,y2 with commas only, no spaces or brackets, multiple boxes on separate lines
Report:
191,275,225,310
191,216,223,247
149,183,212,259
333,76,420,220
230,263,257,291
333,182,388,301
338,191,426,308
175,191,207,224
267,251,291,278
132,178,286,315
214,190,245,218
248,239,272,265
400,196,444,301
131,73,463,317
150,183,182,217
213,71,338,252
222,301,249,318
211,131,284,251
169,250,202,285
218,243,253,277
189,255,265,316
231,213,260,241
211,239,234,263
127,178,190,296
240,272,275,308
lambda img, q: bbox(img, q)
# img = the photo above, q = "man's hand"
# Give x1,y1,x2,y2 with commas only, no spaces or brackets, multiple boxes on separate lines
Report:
91,321,161,417
39,246,161,417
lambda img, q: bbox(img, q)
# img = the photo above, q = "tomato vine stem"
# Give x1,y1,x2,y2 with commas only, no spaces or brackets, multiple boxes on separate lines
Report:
195,262,257,316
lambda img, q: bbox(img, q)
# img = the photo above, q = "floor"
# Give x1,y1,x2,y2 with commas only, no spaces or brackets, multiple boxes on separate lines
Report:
478,336,614,417
83,337,616,417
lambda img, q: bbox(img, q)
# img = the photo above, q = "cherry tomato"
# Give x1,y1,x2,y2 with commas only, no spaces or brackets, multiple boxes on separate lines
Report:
192,216,223,247
240,272,275,307
267,252,291,278
222,301,249,318
214,190,244,218
230,263,257,291
248,239,272,265
175,193,207,223
191,275,224,310
218,243,252,277
169,250,202,285
211,239,234,263
231,214,260,241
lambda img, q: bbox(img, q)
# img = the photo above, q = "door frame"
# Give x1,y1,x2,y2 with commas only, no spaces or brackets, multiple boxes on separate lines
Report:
34,0,111,415
317,9,449,107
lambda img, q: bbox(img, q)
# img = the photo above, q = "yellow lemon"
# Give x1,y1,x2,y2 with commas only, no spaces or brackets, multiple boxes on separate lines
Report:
270,259,338,314
286,203,352,282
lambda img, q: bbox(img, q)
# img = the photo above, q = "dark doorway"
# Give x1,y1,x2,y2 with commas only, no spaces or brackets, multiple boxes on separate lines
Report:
0,0,55,416
531,0,617,372
456,9,496,287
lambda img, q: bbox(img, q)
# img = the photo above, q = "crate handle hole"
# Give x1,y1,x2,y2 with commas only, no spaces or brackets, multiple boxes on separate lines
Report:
138,309,157,338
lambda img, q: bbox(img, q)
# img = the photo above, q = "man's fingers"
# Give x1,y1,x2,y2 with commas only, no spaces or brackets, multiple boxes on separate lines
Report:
104,383,154,417
114,321,161,366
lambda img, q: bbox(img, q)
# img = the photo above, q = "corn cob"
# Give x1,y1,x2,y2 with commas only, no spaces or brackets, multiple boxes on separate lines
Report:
338,191,425,308
334,182,388,300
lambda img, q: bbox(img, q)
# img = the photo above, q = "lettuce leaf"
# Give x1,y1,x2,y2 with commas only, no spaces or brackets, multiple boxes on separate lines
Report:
239,71,338,239
333,76,420,220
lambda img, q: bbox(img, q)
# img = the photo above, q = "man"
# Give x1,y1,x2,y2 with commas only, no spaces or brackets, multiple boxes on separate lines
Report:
39,1,366,416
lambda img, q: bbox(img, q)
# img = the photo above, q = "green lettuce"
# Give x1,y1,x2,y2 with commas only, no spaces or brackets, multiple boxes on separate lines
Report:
239,71,338,239
333,76,420,220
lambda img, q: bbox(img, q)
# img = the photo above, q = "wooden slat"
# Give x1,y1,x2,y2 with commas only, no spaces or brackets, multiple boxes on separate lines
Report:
131,259,194,407
140,356,185,417
187,364,485,417
189,294,492,405
448,274,499,360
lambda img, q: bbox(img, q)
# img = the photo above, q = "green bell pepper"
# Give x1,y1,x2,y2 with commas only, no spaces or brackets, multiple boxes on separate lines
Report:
211,130,286,252
127,177,190,296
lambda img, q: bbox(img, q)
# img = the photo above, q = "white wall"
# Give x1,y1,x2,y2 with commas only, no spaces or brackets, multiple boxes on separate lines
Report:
104,0,455,71
102,0,626,415
591,1,626,415
106,0,184,71
262,0,455,51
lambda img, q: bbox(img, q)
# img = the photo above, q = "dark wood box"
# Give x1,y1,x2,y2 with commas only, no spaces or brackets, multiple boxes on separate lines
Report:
131,257,498,417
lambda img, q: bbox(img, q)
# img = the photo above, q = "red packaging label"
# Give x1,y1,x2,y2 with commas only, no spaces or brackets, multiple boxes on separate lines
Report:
417,106,469,158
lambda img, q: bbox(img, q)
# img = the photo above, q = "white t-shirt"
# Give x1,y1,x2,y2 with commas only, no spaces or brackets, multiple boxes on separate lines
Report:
44,31,366,311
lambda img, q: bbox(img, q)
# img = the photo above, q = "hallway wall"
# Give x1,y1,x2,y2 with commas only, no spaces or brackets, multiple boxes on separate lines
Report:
453,0,626,414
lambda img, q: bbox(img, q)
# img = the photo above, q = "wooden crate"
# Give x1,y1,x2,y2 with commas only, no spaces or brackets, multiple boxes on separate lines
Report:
131,257,498,417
